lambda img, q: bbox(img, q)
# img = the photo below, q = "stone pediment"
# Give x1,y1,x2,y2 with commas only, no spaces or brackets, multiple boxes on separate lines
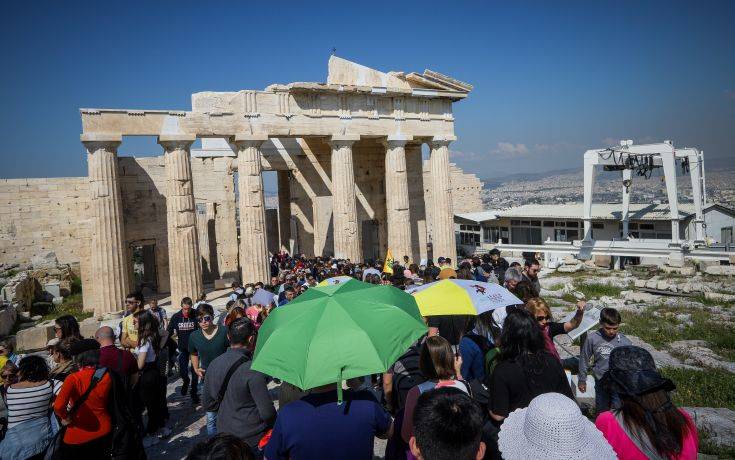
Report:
326,56,472,95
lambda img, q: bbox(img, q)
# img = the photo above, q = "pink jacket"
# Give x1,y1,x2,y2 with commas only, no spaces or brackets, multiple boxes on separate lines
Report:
595,410,698,460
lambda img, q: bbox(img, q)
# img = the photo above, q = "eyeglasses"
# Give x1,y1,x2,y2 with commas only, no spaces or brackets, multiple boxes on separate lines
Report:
54,326,62,331
198,315,213,323
536,315,551,322
125,300,136,305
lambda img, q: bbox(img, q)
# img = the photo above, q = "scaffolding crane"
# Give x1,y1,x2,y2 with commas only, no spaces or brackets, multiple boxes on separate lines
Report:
582,140,706,244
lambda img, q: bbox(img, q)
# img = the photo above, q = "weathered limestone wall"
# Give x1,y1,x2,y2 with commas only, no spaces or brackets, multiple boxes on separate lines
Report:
423,160,483,249
118,156,238,292
450,163,484,214
0,178,94,308
289,138,388,261
2,155,239,310
0,178,90,267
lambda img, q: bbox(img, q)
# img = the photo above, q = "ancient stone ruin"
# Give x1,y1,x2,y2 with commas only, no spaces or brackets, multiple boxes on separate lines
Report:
0,57,483,316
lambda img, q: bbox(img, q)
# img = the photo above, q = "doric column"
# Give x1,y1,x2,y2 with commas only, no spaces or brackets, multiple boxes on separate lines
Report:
329,134,362,261
406,142,428,263
277,170,292,253
159,135,203,306
429,136,457,263
82,133,130,315
234,134,270,284
383,136,413,262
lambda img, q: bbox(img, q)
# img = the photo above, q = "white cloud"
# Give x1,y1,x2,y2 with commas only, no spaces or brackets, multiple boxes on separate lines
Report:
491,142,529,156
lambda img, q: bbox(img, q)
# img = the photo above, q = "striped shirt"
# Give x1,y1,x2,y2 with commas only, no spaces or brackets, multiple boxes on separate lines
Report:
6,380,60,428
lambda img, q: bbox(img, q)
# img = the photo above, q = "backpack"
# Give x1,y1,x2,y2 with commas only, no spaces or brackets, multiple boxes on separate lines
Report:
391,346,426,411
107,370,147,460
462,334,502,380
483,347,502,381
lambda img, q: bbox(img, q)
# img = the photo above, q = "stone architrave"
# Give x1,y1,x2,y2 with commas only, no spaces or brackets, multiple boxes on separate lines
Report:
277,170,291,253
234,134,270,284
329,135,362,261
383,136,413,262
160,135,203,306
430,136,457,263
82,133,130,315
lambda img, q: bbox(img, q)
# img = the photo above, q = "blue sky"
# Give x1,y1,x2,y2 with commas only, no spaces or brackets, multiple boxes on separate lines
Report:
2,0,733,191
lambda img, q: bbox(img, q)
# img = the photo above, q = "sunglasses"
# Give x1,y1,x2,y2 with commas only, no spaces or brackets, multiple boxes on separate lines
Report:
198,315,213,323
536,315,551,322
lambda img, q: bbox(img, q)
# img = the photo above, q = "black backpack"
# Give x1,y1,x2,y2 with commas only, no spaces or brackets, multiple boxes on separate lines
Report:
106,369,147,460
391,346,426,411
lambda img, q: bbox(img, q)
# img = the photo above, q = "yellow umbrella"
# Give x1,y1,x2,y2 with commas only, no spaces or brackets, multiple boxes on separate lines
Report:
411,279,523,316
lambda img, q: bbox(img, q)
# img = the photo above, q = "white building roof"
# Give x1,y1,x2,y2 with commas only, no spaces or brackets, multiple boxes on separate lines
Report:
456,210,499,223
457,203,697,223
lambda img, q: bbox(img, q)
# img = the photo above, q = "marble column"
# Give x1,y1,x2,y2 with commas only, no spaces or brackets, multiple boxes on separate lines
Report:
159,135,203,306
429,136,457,263
82,133,130,315
277,170,292,253
329,135,362,261
234,134,270,284
383,136,413,262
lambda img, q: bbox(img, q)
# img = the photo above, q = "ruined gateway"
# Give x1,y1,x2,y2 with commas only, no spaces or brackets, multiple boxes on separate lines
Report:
0,57,483,315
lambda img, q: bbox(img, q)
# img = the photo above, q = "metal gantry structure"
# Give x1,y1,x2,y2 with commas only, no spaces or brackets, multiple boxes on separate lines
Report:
582,139,706,244
495,139,735,264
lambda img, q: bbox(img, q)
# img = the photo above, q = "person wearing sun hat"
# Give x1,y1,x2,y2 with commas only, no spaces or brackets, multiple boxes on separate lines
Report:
498,392,617,460
595,346,699,460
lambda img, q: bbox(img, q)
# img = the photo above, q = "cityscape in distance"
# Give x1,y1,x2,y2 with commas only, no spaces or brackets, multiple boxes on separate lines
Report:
480,165,735,210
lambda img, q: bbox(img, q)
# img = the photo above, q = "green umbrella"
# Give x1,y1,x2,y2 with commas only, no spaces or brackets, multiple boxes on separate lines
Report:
252,278,427,403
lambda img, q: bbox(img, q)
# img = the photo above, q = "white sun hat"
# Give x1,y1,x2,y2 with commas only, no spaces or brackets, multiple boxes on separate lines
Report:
498,392,617,460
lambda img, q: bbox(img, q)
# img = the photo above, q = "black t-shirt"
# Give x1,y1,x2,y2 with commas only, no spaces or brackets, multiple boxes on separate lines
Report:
548,321,566,339
489,352,573,417
427,315,473,346
167,310,199,352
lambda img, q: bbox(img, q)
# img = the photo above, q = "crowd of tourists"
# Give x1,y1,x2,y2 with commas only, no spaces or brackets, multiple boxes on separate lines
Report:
0,250,699,459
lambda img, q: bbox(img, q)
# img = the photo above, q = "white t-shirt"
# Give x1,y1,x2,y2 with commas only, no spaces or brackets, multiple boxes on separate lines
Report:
134,339,157,363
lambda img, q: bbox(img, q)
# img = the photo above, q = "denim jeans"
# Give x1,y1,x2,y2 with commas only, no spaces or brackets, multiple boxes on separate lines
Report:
206,411,218,436
178,349,199,397
594,377,620,413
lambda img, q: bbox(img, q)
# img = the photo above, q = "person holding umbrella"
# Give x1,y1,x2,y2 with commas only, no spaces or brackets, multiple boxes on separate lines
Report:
253,279,426,460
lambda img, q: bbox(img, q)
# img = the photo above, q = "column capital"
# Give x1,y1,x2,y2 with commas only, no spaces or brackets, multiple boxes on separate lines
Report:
81,133,122,152
233,133,269,147
329,134,360,148
430,135,457,148
158,134,196,150
381,135,413,148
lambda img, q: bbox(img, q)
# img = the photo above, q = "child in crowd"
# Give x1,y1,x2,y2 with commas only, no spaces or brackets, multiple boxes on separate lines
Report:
578,307,632,413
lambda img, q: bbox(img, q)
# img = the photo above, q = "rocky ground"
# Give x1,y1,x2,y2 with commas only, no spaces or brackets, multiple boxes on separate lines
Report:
540,266,735,457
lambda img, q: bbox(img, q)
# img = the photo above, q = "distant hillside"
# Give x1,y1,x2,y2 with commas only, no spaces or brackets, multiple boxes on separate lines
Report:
481,168,580,190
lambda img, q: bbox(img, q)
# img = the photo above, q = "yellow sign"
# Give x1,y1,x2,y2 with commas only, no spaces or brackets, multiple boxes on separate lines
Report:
383,249,394,274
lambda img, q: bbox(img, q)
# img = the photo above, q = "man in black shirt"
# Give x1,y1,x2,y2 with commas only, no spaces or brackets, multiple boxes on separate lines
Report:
484,249,509,284
167,297,200,404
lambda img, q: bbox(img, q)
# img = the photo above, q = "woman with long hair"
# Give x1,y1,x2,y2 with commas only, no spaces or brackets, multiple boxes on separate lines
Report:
54,315,82,341
596,346,698,459
134,310,167,444
0,356,57,459
487,308,573,422
401,335,468,445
